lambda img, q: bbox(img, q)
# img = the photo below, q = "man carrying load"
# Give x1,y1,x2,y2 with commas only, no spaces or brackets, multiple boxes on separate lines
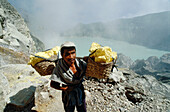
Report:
50,41,87,112
28,41,117,111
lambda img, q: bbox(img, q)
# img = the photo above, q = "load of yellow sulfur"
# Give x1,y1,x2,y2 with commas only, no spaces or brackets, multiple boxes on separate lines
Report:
89,42,117,63
28,46,60,66
89,42,101,53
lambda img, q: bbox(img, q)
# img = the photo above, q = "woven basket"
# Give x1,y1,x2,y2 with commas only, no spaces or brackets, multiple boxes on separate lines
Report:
32,60,56,76
85,57,113,79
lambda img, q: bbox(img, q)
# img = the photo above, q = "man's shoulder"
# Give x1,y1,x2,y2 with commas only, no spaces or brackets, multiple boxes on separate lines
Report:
76,58,86,64
55,58,63,64
76,58,87,70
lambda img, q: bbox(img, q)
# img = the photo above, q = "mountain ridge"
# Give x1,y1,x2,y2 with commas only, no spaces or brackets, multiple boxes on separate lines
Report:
61,11,170,52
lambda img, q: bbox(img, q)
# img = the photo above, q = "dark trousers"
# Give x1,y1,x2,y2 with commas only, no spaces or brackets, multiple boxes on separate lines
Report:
63,99,86,112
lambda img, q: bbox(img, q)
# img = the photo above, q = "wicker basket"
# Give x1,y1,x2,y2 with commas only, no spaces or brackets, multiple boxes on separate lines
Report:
32,60,56,76
85,57,113,79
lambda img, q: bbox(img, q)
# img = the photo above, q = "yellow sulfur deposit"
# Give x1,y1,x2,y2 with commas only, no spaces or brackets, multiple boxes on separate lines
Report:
89,42,117,63
89,42,101,53
28,46,60,66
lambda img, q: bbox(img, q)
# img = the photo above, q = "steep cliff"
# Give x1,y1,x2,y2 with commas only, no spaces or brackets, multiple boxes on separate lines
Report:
0,0,44,65
0,0,36,53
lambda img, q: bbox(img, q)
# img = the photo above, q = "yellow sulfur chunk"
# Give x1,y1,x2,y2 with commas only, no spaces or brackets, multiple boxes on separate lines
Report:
90,47,105,57
52,46,61,55
89,42,101,53
28,55,44,66
89,42,117,63
95,56,107,63
28,46,60,66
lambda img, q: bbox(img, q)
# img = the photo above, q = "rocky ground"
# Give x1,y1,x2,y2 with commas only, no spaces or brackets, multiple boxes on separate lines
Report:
1,64,169,112
84,69,170,112
0,0,170,112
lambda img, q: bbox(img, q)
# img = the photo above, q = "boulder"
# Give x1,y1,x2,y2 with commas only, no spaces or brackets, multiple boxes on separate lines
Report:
108,67,126,83
32,81,64,112
0,64,50,111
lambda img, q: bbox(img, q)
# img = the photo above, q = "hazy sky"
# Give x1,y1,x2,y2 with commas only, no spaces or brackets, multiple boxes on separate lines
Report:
7,0,170,58
8,0,170,33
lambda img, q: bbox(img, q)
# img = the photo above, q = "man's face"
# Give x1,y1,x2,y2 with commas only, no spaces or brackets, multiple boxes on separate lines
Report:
62,48,76,66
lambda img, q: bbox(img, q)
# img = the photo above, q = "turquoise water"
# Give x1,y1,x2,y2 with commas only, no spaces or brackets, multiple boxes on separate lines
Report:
45,36,169,61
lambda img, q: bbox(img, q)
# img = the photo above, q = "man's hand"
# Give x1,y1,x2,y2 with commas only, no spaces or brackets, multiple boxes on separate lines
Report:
50,80,68,91
50,81,75,91
60,86,68,91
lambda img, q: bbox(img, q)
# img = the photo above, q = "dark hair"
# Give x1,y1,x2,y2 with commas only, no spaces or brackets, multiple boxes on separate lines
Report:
61,47,76,56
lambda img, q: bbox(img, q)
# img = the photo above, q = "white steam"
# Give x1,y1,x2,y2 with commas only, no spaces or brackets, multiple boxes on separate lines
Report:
8,0,170,49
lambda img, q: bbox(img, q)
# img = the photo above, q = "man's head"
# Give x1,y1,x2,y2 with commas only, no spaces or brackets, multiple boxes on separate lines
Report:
60,41,76,66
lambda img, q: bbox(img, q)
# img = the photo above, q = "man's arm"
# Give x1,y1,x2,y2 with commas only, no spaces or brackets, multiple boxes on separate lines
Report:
50,80,68,91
